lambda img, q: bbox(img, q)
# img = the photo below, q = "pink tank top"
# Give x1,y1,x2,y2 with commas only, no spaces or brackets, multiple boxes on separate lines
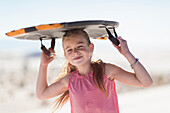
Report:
68,70,119,113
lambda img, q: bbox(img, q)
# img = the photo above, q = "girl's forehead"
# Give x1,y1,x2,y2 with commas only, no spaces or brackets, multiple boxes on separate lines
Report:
63,34,85,41
63,36,88,48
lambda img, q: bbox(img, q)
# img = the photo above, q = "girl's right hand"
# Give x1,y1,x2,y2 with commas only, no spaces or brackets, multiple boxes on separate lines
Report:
40,48,56,66
113,36,130,56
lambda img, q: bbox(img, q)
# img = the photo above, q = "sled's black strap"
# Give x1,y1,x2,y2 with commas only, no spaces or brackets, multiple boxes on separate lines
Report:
113,27,118,38
40,38,55,56
51,38,55,49
105,27,120,46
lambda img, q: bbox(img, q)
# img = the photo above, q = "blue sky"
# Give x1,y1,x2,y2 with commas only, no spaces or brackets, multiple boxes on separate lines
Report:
0,0,170,54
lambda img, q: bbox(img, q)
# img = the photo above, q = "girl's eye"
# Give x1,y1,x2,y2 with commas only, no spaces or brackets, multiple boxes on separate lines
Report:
67,49,72,53
78,46,83,49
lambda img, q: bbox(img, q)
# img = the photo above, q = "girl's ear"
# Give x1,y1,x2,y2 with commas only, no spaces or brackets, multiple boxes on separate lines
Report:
89,43,94,53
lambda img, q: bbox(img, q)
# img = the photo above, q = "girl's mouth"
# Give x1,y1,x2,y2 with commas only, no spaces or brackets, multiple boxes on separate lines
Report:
73,56,83,60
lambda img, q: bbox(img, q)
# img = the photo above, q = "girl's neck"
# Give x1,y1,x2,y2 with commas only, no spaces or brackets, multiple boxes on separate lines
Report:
77,61,92,76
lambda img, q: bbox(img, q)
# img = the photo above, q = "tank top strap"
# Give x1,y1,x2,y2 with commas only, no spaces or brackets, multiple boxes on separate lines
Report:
68,71,78,89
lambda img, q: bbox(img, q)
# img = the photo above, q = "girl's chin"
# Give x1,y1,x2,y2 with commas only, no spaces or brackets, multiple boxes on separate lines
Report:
72,62,84,67
71,60,88,67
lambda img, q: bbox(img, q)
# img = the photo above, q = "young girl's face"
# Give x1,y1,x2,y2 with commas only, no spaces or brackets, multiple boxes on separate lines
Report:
63,34,94,67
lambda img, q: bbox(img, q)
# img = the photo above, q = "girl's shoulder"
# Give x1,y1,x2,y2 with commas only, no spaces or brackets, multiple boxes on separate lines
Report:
61,71,78,83
102,61,120,80
58,73,72,87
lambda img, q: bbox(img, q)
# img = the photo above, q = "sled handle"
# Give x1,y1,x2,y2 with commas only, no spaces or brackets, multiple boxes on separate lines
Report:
40,38,55,56
105,27,120,46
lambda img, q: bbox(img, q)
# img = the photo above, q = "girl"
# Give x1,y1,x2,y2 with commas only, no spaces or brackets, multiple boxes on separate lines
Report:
36,29,153,113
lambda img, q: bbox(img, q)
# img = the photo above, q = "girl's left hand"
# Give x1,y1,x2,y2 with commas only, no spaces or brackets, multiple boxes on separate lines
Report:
113,36,130,56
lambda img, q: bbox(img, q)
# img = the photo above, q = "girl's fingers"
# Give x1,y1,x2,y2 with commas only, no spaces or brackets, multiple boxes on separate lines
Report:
117,36,123,40
118,36,125,42
112,43,121,52
112,43,117,47
117,36,123,45
117,36,122,39
117,36,127,46
50,53,56,58
49,47,55,53
48,48,56,58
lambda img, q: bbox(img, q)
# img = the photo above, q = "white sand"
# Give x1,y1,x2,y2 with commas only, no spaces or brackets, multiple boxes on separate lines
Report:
1,51,170,113
118,85,170,113
18,85,170,113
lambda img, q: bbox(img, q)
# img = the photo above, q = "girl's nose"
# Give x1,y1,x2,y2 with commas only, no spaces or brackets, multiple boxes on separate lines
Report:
73,49,80,55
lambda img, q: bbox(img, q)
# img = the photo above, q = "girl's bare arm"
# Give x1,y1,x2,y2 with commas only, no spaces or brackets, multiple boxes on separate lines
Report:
106,58,153,87
106,36,153,87
36,64,70,99
36,48,69,99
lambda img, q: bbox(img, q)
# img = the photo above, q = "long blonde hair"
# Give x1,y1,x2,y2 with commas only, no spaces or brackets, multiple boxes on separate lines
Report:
53,29,108,111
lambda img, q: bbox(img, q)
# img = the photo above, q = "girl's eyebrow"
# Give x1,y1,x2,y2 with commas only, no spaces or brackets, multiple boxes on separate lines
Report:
77,41,84,44
65,46,70,50
65,41,84,50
